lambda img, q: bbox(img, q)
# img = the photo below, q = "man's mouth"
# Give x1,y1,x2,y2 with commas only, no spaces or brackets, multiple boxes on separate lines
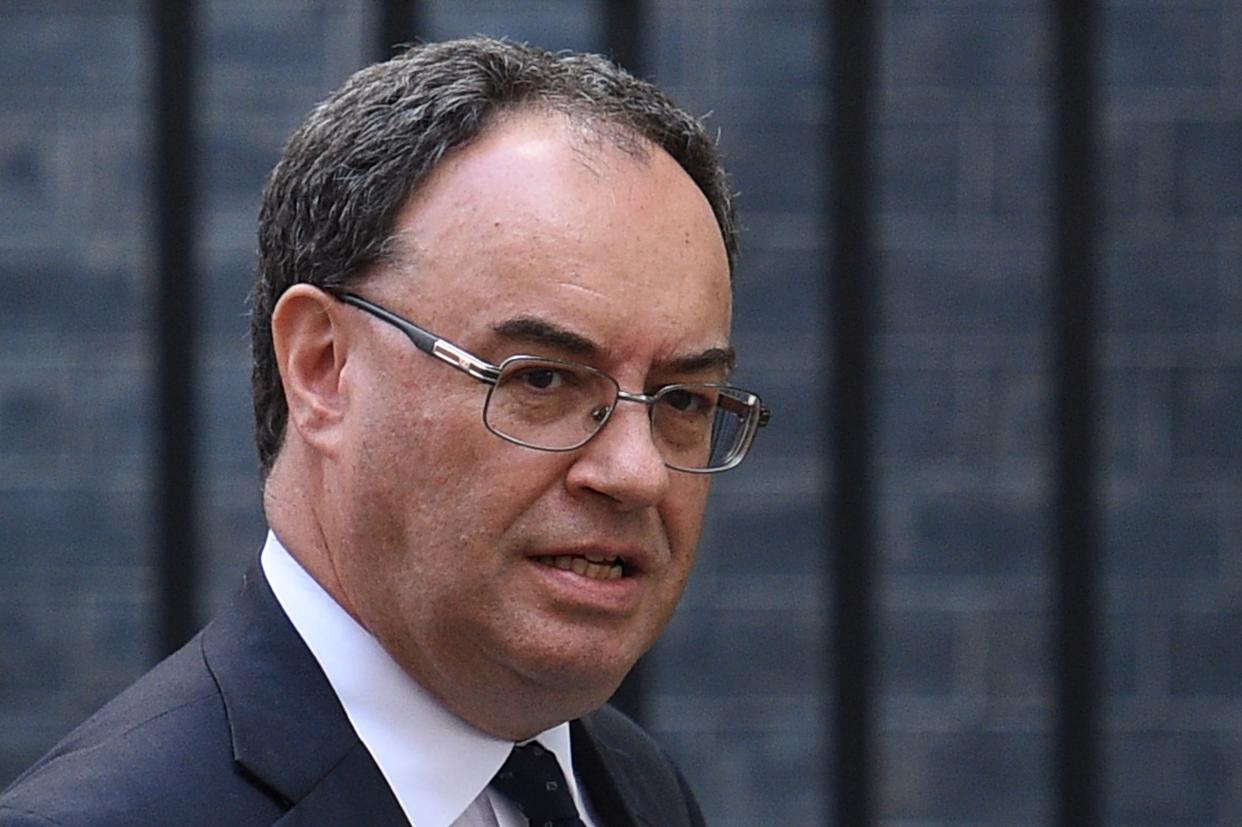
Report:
533,554,625,581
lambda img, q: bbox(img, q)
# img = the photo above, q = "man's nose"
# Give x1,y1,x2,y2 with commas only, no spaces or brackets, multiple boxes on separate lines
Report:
564,403,670,509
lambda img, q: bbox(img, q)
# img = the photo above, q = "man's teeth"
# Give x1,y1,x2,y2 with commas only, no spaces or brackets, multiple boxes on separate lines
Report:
535,554,623,580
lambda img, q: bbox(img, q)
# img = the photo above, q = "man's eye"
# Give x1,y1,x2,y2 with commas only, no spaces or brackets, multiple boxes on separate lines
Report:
663,388,712,413
517,368,564,390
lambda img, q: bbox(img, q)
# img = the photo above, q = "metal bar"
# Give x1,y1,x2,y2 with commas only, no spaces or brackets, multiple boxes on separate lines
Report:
604,0,644,75
828,2,879,824
1051,1,1102,824
152,0,199,656
377,0,419,61
603,0,647,725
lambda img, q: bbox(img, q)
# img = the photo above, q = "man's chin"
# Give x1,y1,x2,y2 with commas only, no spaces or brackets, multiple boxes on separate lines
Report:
462,669,630,742
533,652,637,703
503,648,644,723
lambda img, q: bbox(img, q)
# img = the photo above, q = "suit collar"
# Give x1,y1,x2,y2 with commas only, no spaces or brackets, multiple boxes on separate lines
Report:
200,562,666,826
201,562,406,823
572,717,646,827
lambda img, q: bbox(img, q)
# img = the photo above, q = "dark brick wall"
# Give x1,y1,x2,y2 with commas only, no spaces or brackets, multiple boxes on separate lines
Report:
2,2,1239,825
1099,0,1242,822
0,0,153,786
872,1,1055,822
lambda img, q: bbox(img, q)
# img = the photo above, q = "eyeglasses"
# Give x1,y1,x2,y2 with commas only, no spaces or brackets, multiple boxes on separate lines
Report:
331,291,771,473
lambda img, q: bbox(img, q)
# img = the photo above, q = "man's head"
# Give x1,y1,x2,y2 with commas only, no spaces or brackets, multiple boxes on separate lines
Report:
251,37,738,474
254,38,747,740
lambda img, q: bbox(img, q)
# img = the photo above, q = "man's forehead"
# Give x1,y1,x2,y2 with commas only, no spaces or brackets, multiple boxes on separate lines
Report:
363,109,733,367
381,111,712,253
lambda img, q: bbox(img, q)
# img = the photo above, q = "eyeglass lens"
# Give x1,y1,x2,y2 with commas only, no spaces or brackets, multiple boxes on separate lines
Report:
483,357,756,470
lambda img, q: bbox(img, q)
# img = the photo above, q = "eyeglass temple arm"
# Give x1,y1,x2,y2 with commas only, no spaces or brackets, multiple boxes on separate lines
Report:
333,292,501,384
716,391,773,428
334,291,771,426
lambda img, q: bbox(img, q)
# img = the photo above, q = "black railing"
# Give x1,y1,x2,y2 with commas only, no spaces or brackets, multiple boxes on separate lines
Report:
152,0,200,656
1051,1,1103,824
826,1,880,825
377,0,420,60
601,0,648,726
604,0,643,77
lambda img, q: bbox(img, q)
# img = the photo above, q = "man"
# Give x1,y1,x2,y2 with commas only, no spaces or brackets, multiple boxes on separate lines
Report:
0,37,769,826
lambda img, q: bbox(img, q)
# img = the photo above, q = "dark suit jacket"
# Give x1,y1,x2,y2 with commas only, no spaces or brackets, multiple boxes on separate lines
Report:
0,564,705,826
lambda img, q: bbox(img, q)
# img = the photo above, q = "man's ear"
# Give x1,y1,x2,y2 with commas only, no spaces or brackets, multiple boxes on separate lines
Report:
271,284,353,454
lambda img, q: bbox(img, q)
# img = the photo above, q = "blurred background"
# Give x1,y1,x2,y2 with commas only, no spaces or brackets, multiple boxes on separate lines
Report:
1,1,1239,825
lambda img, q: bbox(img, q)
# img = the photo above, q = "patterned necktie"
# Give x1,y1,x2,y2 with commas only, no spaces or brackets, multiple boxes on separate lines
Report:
490,742,587,827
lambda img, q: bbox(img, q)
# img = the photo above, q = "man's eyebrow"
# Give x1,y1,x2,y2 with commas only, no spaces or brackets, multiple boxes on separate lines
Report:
664,346,736,375
491,317,599,357
490,316,736,373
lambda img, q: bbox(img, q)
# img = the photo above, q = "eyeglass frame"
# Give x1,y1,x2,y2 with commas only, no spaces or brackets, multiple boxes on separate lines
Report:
327,290,771,473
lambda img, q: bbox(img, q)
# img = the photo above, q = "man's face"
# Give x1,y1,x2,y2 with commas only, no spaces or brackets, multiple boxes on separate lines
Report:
323,113,731,737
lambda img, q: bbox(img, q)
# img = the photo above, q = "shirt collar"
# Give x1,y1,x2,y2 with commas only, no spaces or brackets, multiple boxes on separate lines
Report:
260,530,584,826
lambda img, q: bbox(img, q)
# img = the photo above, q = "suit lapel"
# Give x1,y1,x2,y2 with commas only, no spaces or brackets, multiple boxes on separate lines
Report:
272,742,409,825
202,563,408,825
571,718,646,827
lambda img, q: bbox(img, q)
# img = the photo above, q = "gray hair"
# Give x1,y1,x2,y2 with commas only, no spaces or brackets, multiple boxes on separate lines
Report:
250,36,738,477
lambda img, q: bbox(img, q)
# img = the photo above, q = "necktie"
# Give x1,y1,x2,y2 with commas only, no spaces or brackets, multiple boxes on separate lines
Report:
491,742,587,827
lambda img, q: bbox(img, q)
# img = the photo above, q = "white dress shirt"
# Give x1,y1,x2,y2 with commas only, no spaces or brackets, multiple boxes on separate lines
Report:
261,531,598,827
